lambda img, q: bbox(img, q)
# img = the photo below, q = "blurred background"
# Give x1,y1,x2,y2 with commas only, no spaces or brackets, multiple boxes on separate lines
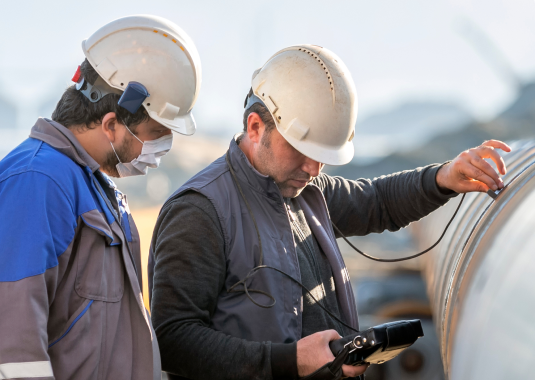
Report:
2,1,535,378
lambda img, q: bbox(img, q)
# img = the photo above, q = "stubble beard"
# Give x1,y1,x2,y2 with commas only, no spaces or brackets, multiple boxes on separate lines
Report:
101,134,133,178
256,133,308,198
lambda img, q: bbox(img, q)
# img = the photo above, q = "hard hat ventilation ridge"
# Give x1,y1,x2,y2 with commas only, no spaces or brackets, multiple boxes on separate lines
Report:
298,48,334,92
250,44,356,164
298,47,335,104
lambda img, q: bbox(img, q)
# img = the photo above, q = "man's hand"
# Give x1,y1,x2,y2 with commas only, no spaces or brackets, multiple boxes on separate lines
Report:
436,140,512,193
296,330,368,378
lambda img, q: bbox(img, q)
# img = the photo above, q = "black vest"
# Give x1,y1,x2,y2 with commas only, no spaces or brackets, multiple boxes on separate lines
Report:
150,138,358,343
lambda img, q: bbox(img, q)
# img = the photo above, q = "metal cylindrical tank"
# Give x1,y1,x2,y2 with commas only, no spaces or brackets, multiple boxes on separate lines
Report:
412,141,535,380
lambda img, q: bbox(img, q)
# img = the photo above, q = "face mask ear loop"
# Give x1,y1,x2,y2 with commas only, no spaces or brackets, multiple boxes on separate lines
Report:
109,141,122,163
124,125,144,145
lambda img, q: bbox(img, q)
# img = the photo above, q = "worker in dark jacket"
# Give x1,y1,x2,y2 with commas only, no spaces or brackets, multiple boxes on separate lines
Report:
0,15,201,380
149,45,510,380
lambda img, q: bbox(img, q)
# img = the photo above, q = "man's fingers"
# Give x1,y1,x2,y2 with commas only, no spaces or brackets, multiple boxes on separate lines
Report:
469,154,504,189
460,165,496,191
457,179,489,193
472,146,507,175
449,179,487,194
439,139,511,193
322,329,342,342
482,139,512,153
342,364,368,377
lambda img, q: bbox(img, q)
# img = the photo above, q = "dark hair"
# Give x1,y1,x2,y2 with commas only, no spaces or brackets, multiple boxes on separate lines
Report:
51,59,150,132
242,88,276,134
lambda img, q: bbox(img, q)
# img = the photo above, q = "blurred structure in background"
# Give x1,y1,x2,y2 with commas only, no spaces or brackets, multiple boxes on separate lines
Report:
2,1,535,379
352,271,444,380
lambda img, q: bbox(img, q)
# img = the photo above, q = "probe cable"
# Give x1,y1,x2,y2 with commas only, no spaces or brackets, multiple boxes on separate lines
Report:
332,193,465,262
225,152,465,333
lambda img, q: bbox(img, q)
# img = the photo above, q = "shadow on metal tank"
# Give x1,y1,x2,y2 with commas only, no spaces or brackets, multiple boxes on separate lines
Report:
412,140,535,380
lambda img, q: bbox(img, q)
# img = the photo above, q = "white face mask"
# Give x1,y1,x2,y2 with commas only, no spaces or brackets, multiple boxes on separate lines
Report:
110,126,173,178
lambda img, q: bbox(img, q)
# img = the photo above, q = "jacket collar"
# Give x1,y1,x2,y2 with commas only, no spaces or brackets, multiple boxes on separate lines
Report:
29,118,100,173
228,135,284,200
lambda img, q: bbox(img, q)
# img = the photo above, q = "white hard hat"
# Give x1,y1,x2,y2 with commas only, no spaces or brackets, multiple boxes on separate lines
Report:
81,15,201,135
248,45,357,165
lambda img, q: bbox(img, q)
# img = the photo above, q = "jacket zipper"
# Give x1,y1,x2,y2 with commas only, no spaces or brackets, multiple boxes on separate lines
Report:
285,201,327,308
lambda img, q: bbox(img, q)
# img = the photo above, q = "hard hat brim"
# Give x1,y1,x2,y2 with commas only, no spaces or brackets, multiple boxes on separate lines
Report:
150,111,197,135
282,129,355,166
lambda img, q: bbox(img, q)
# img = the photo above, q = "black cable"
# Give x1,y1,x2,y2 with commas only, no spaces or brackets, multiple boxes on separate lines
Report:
233,264,360,333
332,193,465,262
225,151,464,333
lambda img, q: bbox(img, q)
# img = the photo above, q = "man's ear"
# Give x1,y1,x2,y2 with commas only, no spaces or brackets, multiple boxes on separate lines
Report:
100,112,119,143
247,112,265,144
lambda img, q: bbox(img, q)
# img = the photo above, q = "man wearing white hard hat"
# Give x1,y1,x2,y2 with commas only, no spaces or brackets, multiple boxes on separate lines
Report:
0,15,200,380
149,45,510,379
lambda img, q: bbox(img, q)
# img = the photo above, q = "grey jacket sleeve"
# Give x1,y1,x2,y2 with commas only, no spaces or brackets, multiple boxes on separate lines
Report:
150,191,297,380
0,173,71,380
313,164,457,236
0,273,56,380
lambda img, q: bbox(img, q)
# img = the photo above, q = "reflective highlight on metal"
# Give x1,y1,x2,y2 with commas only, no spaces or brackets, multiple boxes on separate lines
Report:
415,140,535,379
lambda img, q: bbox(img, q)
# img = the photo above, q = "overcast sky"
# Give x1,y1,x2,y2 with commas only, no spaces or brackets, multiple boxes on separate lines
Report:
1,0,535,134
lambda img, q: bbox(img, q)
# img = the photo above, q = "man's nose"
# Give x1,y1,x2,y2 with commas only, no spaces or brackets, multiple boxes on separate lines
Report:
302,158,323,178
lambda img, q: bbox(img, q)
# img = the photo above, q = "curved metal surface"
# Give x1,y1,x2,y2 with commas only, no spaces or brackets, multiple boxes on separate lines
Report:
414,140,535,380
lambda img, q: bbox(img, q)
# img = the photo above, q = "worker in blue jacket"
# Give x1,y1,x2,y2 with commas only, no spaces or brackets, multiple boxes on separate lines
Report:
0,15,201,380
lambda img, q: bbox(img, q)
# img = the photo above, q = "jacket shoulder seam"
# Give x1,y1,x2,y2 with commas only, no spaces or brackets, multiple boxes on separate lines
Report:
185,166,230,192
28,139,44,166
0,169,76,215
